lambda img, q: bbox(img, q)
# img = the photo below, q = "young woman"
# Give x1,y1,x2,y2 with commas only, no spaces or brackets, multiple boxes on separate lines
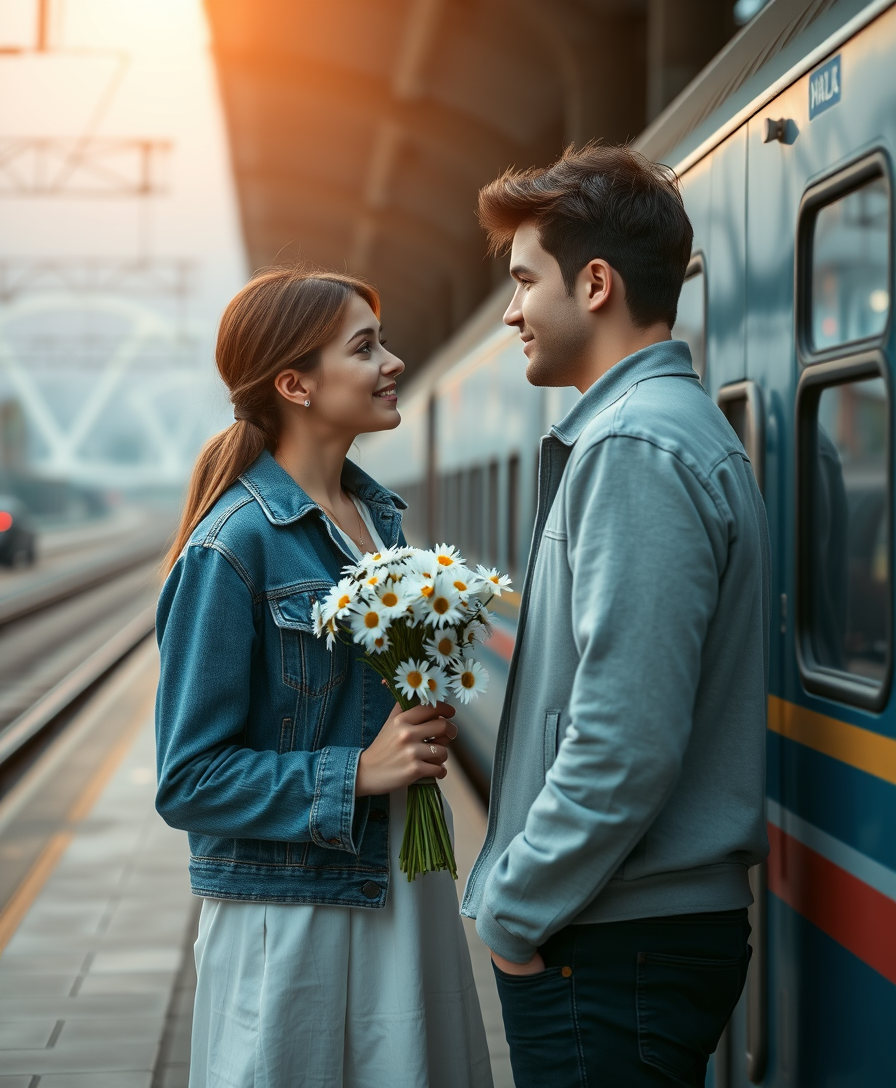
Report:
155,269,492,1088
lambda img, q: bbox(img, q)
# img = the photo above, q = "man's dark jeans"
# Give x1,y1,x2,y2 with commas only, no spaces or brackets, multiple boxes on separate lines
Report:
493,909,751,1087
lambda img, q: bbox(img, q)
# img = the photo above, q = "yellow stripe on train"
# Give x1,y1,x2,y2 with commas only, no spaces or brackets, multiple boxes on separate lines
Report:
768,696,896,788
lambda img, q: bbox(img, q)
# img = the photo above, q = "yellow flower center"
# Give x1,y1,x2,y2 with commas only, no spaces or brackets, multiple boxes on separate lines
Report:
437,555,454,566
407,670,423,688
490,575,499,584
461,671,475,689
364,612,379,629
427,678,438,692
374,637,385,648
366,575,379,586
382,592,399,607
453,580,467,591
338,594,351,609
438,637,453,655
420,585,434,598
372,553,382,561
433,597,449,614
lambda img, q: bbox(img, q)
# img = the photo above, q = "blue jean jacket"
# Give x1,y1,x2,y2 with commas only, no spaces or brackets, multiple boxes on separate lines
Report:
154,450,406,906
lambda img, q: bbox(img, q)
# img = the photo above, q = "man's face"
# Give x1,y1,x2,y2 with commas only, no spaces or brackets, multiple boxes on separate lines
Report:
503,220,590,388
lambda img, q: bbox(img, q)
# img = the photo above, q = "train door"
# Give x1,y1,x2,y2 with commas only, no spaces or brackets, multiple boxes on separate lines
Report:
744,13,896,1088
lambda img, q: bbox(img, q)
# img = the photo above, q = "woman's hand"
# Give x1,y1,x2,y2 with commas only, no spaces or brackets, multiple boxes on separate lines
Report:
355,701,457,796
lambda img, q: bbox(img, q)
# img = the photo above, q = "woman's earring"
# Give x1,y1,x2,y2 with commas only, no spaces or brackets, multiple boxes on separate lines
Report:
304,399,311,408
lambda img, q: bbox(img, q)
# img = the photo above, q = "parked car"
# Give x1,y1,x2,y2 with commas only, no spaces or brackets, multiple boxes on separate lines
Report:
0,495,37,567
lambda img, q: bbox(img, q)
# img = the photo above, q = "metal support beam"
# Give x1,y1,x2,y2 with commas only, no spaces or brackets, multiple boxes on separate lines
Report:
0,258,194,301
0,138,171,196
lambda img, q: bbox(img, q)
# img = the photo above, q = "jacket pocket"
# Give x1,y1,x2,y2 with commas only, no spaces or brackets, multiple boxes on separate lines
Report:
268,587,347,696
543,709,562,773
636,949,751,1086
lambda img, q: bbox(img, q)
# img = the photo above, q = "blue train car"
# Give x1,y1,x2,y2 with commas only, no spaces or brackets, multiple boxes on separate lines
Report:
359,0,896,1082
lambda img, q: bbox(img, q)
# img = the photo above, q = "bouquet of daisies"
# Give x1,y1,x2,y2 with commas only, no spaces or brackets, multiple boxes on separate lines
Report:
311,544,511,881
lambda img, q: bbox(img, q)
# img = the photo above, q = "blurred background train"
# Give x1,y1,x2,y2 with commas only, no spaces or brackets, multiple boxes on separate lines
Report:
359,0,896,1084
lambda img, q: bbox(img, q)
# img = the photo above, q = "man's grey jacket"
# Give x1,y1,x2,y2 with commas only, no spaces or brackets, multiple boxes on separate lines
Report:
461,339,770,963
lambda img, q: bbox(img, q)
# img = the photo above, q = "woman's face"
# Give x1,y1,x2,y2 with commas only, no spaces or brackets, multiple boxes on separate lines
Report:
280,293,405,437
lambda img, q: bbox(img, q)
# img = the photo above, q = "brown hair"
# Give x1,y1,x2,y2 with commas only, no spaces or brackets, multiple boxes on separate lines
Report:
164,268,379,574
478,142,693,328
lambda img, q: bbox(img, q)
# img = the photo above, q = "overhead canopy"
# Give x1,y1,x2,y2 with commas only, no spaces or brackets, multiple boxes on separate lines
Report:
205,0,738,371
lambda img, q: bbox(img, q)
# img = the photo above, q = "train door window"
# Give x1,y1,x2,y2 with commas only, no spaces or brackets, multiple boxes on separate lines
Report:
797,359,891,707
487,460,499,566
507,453,520,580
671,254,706,382
798,155,891,358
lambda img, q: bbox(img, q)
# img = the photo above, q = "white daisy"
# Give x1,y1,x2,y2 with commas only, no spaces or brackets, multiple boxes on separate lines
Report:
421,665,449,706
370,631,392,655
450,658,489,704
422,575,464,628
374,581,410,619
348,600,389,651
425,629,462,666
394,659,431,703
459,618,491,648
475,566,513,597
406,550,439,579
323,615,339,652
311,599,325,637
322,578,360,621
432,543,464,570
448,571,477,598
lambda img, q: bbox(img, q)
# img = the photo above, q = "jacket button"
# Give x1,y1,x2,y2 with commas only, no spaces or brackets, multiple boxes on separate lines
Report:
561,966,573,978
328,838,341,846
361,881,381,899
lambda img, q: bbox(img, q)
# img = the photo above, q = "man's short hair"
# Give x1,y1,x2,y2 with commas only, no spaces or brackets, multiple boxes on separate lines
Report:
478,143,694,329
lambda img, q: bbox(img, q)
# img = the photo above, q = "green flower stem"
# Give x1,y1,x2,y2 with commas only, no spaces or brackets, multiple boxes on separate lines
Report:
341,618,463,882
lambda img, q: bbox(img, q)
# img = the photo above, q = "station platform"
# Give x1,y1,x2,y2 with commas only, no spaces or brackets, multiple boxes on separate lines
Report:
0,641,513,1087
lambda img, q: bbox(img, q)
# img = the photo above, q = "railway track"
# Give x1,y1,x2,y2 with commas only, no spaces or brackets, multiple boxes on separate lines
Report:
0,531,169,778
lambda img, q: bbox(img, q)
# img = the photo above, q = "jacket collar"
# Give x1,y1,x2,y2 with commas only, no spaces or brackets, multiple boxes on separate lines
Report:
239,449,407,527
551,339,697,447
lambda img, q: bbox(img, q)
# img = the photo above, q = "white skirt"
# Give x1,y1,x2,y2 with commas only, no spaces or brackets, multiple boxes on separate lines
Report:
189,787,493,1088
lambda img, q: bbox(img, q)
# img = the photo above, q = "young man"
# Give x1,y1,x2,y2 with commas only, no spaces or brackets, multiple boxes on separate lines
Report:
461,144,770,1086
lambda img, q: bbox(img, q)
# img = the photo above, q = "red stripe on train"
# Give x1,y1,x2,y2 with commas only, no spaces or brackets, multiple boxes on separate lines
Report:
767,822,896,985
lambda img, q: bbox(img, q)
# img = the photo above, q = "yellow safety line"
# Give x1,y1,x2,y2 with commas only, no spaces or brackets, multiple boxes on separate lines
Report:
768,694,896,787
0,700,150,954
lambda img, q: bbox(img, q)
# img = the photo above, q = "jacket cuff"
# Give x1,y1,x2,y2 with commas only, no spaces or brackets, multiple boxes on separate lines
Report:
309,746,365,853
474,902,538,964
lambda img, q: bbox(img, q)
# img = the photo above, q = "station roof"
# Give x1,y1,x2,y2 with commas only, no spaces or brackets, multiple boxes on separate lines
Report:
204,0,654,372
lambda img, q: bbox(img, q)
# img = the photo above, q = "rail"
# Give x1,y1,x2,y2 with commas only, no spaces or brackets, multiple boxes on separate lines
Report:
0,536,166,627
0,605,156,766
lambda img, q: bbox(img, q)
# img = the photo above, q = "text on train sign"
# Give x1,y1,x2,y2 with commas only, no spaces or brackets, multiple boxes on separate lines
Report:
809,55,841,120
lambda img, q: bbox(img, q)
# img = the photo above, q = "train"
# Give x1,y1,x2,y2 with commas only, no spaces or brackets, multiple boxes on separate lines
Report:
358,0,896,1084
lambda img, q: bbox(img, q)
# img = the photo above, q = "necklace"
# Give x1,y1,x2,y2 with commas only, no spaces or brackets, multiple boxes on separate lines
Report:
317,492,369,554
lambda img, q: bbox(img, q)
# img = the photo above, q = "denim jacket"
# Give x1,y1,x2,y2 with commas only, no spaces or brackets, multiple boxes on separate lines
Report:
155,450,406,906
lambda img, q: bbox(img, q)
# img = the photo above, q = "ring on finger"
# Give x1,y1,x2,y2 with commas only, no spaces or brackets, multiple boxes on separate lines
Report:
430,744,437,756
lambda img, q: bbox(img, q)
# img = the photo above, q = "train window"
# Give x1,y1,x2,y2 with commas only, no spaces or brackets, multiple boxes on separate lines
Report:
671,254,706,382
811,178,889,350
798,155,892,359
798,359,891,707
487,460,499,566
507,453,520,580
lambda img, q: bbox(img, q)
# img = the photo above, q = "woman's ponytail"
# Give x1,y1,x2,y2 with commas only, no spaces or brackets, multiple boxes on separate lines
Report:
162,268,379,577
163,420,265,574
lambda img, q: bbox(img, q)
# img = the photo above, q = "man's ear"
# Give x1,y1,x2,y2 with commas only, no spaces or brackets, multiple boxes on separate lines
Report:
584,258,613,314
274,368,314,407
